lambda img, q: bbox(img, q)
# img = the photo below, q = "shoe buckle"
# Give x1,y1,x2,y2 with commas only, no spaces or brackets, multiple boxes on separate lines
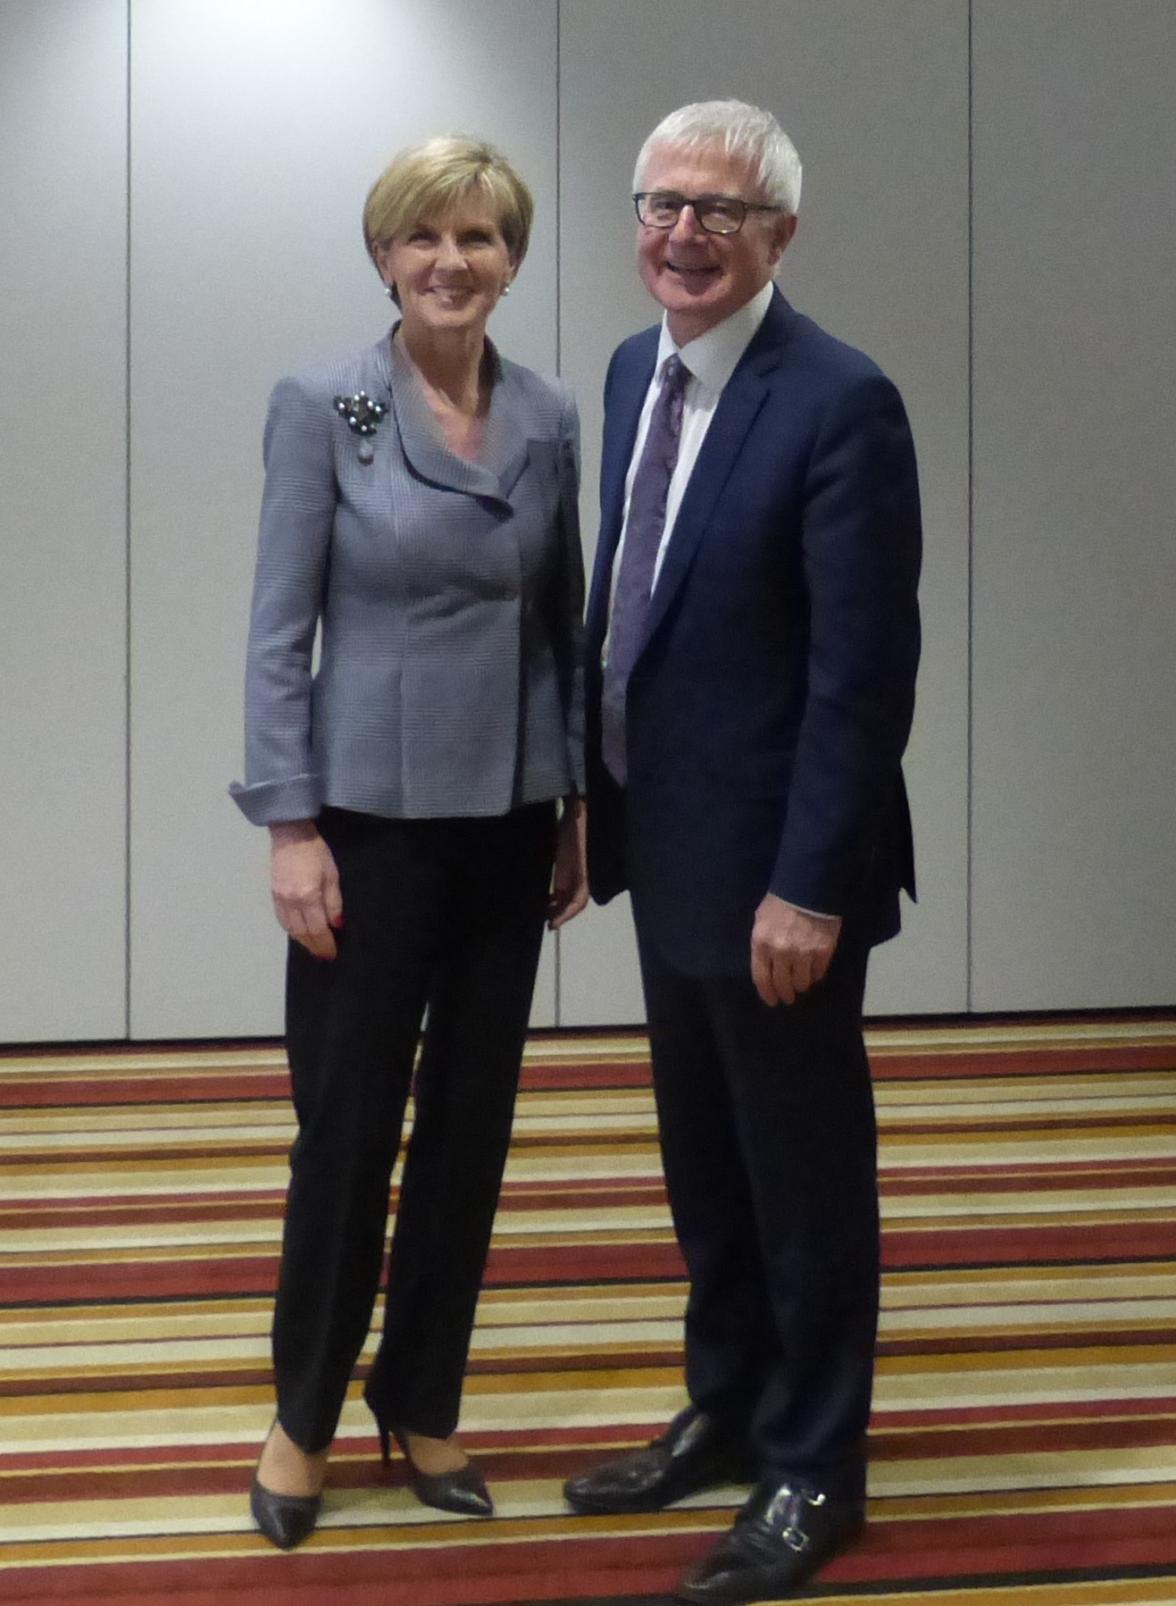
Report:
776,1488,824,1551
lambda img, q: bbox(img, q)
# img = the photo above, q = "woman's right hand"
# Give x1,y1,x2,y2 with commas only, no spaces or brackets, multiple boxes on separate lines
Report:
269,821,344,960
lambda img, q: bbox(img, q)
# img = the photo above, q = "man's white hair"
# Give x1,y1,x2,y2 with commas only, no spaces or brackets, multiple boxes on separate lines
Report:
633,99,802,216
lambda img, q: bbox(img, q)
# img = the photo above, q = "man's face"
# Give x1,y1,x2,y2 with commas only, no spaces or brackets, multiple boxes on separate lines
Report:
635,142,794,343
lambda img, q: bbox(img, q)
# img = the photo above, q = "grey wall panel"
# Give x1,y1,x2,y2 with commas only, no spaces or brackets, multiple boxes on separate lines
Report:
0,0,127,1040
559,896,647,1027
558,0,970,1023
129,0,559,1037
972,1,1176,1010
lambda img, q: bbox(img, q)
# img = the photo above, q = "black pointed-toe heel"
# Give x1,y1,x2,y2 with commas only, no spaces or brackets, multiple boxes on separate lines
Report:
379,1422,494,1517
249,1474,321,1550
250,1420,324,1550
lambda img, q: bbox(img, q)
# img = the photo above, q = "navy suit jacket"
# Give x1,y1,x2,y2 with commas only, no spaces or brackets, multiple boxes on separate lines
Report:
585,290,922,975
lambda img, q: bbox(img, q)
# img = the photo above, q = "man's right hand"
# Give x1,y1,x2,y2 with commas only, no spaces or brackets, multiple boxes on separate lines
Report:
269,820,343,959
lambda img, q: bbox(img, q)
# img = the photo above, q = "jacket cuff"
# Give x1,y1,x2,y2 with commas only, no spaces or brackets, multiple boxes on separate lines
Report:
768,858,848,921
228,773,322,826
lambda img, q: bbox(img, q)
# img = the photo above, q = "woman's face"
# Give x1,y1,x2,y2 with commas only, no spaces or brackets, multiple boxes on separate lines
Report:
376,195,515,340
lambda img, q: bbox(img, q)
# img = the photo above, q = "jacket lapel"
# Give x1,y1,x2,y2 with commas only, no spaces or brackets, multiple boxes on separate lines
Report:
587,333,658,640
383,330,519,508
477,350,531,501
640,292,792,649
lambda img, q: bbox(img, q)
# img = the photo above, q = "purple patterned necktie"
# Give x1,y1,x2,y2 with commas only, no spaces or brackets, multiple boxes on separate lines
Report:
601,354,690,784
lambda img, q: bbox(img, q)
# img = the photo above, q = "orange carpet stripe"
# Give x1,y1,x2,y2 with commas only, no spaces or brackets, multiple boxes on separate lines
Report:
3,1021,1176,1603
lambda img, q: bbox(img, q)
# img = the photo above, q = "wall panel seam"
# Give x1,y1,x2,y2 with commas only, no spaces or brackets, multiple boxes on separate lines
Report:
123,0,133,1041
553,0,563,1027
965,0,975,1014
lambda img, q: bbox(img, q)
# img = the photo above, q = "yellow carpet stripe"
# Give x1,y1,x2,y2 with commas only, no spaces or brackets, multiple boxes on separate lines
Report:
3,1024,1175,1602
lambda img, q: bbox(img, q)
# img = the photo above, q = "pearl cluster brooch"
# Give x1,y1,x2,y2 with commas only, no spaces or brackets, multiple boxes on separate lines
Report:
333,391,388,464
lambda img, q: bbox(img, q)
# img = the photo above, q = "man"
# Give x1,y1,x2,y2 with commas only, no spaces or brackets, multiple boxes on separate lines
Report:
563,101,922,1604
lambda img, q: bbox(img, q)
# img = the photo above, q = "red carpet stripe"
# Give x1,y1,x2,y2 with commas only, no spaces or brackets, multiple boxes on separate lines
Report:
2,1018,1176,1603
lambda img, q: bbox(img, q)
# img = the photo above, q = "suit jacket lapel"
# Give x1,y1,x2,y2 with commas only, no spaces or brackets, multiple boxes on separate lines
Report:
384,329,519,508
641,293,792,649
478,350,531,500
587,334,657,640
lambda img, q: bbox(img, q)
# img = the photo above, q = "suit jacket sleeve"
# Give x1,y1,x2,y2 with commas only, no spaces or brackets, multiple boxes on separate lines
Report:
550,385,587,795
770,372,922,915
229,375,335,825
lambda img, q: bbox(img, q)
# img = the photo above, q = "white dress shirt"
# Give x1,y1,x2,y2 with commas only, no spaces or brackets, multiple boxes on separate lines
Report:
609,281,774,610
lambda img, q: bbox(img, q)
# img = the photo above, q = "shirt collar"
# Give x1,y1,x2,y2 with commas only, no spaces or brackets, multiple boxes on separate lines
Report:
655,280,775,393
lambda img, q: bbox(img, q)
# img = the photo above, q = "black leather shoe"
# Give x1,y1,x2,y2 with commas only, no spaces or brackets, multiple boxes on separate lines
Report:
377,1422,494,1518
563,1405,754,1515
249,1419,324,1550
249,1476,321,1550
676,1480,866,1604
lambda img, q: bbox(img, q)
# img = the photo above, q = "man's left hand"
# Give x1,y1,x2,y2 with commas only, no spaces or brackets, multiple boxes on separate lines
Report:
751,893,842,1007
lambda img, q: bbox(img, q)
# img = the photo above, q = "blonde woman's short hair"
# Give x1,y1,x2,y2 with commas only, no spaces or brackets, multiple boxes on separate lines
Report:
363,135,533,276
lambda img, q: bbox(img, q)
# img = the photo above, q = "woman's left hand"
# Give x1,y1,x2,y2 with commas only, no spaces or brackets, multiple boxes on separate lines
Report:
548,798,588,929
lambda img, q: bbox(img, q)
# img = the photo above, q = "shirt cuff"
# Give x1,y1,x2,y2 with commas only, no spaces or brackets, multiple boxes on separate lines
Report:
781,900,840,922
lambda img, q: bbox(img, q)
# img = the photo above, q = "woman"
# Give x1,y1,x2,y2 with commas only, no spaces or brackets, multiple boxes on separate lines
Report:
230,135,587,1550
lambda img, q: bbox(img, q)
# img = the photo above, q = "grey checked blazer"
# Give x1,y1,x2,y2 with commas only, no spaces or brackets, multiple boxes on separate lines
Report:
230,331,585,825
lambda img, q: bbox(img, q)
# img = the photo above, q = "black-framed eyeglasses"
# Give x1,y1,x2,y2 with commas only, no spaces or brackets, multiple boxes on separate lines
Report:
633,191,782,236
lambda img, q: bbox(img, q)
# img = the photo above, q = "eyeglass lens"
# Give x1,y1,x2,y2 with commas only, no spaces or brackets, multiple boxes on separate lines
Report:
637,193,746,234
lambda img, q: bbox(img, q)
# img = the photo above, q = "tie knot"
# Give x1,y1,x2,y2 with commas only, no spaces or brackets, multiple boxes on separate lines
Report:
661,353,688,393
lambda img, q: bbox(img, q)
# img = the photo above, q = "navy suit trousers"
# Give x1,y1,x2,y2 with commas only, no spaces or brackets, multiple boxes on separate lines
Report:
633,909,879,1499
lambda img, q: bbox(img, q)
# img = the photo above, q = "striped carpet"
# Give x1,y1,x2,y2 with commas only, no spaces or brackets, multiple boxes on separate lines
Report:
2,1019,1176,1605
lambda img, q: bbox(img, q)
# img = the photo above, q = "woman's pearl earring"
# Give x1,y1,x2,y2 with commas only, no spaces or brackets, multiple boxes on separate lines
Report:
384,282,395,299
501,282,512,297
